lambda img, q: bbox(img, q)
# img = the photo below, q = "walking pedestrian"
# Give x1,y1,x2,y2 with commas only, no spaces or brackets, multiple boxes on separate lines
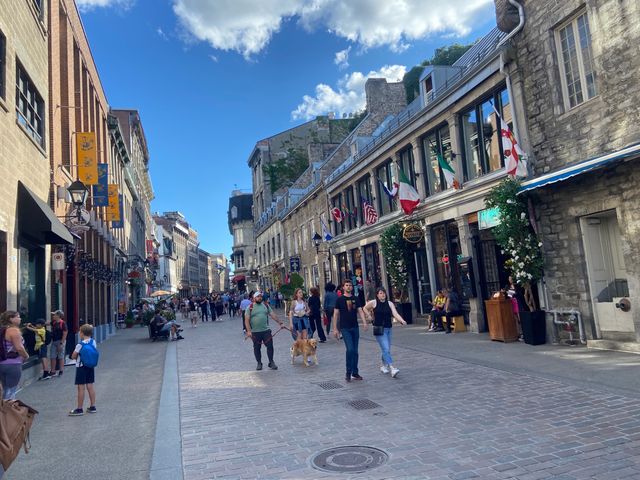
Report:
244,292,283,371
307,287,326,342
288,288,310,340
323,282,337,337
332,280,366,383
188,297,198,327
0,311,29,400
362,287,407,378
239,294,251,333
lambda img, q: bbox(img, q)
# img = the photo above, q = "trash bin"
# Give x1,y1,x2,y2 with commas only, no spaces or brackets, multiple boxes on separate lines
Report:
520,310,546,345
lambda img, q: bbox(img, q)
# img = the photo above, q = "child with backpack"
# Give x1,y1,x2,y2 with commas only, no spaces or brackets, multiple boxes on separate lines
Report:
25,319,51,380
68,324,99,416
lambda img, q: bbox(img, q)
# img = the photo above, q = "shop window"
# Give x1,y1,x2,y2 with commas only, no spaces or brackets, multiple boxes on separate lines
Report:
351,248,363,297
356,174,371,226
336,252,349,285
17,244,45,325
398,146,416,187
555,11,597,110
460,87,510,181
375,161,396,217
422,124,452,195
16,61,45,147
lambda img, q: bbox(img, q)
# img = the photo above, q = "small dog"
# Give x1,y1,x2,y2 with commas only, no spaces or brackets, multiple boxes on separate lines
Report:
290,339,319,366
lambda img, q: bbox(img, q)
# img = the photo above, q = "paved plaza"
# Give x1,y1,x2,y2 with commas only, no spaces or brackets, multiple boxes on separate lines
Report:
6,312,640,479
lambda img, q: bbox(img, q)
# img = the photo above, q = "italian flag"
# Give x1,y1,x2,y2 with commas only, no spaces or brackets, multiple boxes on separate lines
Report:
398,169,420,215
438,153,461,189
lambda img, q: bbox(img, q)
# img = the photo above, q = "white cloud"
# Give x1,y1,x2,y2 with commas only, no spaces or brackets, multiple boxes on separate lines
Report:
76,0,134,10
292,65,406,120
334,47,351,69
209,54,219,63
171,0,494,59
156,27,168,40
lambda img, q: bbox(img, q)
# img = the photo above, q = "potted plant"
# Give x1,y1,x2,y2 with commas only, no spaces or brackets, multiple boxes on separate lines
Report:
380,223,414,323
485,177,546,344
125,311,135,329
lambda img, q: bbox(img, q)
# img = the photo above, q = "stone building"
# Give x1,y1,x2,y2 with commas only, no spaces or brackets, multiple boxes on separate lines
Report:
154,211,190,296
208,253,228,292
198,248,210,295
187,227,200,295
0,0,71,323
496,0,640,350
228,191,255,292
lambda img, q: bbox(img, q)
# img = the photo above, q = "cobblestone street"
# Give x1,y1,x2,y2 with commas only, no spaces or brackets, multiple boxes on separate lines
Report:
176,314,640,479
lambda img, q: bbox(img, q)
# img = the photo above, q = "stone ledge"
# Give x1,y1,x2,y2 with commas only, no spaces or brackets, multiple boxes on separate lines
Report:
588,339,640,355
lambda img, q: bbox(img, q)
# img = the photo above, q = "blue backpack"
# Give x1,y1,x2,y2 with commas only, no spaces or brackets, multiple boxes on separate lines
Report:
80,341,99,368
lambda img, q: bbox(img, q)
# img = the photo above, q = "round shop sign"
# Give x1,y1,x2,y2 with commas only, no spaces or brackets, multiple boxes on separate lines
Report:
442,254,449,265
402,223,424,244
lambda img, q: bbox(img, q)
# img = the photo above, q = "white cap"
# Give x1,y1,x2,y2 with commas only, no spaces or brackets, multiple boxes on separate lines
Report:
253,291,263,299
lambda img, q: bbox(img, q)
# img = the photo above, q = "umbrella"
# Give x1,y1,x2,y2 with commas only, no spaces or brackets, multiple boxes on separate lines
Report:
150,290,172,297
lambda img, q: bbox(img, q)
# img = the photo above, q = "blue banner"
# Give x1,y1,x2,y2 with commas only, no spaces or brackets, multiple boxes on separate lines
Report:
112,194,124,229
92,164,109,206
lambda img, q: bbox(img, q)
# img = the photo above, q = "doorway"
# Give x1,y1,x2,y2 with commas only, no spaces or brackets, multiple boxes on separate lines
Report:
581,211,632,334
413,247,432,315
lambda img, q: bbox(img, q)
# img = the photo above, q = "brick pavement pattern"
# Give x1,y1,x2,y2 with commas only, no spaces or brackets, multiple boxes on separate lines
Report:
177,315,640,479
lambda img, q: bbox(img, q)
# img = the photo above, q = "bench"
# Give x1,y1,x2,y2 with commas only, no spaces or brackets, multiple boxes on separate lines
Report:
444,315,466,333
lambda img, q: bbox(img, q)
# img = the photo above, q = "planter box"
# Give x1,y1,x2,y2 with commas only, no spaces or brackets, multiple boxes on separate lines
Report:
520,310,546,345
484,297,518,342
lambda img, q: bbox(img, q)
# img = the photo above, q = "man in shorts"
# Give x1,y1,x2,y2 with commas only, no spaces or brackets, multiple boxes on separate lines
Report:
49,310,68,376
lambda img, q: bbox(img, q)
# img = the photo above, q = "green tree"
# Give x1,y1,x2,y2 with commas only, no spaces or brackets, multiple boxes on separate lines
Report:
403,43,473,103
263,148,309,193
379,223,414,302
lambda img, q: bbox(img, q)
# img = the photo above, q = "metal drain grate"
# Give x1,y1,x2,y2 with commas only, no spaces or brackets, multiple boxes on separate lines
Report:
315,381,344,390
348,399,381,410
311,446,389,474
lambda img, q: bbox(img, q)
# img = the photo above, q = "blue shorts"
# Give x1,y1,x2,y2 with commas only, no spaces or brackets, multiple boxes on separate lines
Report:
37,345,48,359
75,366,95,385
292,316,310,333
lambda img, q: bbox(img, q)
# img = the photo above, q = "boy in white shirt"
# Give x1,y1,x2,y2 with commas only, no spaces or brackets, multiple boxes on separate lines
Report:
68,324,98,416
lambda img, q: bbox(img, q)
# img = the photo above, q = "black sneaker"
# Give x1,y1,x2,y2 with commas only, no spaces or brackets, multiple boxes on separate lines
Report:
88,406,97,413
256,362,263,370
345,375,352,383
40,372,51,381
351,374,364,380
68,408,84,416
268,362,278,370
57,371,63,377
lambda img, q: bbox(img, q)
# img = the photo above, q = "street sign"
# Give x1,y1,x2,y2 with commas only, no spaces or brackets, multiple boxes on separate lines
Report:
52,252,65,270
479,207,501,230
289,256,301,273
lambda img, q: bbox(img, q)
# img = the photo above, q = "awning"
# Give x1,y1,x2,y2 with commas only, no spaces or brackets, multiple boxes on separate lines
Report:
231,275,245,283
18,182,73,245
519,142,640,194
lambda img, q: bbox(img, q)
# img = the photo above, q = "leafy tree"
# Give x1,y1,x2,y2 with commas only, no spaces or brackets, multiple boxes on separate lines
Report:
379,223,414,302
263,148,309,193
403,43,473,103
485,178,544,311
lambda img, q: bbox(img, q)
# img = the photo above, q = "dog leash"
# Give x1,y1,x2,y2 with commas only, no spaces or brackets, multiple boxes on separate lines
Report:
245,324,292,345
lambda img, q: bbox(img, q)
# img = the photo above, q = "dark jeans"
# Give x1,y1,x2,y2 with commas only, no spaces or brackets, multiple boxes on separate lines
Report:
308,313,326,341
201,309,209,321
445,310,464,333
325,308,334,335
341,327,360,376
251,330,274,364
431,310,445,330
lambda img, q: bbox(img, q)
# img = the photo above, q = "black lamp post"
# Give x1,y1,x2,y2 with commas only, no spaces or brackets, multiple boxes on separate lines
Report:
312,232,322,253
67,179,88,220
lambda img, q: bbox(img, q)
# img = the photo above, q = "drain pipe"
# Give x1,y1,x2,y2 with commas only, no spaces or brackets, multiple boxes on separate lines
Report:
550,309,587,345
497,0,525,48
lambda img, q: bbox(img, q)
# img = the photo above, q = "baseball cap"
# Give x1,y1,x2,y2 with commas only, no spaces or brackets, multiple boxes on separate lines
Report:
51,310,64,317
253,291,263,299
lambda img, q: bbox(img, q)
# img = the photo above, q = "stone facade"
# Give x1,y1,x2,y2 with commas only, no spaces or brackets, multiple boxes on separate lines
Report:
228,191,255,291
502,0,640,345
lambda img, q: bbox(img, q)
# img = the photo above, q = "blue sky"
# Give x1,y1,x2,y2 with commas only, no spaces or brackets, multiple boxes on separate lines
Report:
78,0,497,261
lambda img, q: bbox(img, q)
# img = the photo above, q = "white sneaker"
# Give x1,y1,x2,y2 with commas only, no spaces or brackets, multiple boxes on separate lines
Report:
380,365,390,374
390,367,400,378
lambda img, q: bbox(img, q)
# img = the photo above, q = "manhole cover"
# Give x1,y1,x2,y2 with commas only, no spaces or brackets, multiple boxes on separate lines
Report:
311,446,389,474
315,381,344,390
348,399,381,410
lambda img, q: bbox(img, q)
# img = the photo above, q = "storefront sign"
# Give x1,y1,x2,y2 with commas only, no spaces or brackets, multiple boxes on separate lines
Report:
289,256,301,273
52,252,65,270
402,223,424,243
442,254,449,265
479,207,501,230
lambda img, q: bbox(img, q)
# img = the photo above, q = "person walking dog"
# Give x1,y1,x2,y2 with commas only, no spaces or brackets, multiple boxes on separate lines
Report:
245,292,284,371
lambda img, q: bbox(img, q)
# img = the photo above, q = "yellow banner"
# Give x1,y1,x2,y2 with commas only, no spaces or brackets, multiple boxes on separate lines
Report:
76,132,98,185
106,184,121,222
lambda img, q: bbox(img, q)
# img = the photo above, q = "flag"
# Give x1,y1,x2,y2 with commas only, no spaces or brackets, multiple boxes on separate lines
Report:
436,151,461,189
92,164,109,206
377,176,398,199
331,207,344,223
495,107,527,177
398,169,420,215
361,197,378,225
320,217,333,241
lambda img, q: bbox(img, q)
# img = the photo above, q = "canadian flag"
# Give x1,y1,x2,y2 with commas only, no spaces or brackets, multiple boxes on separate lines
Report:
331,207,344,223
496,108,527,178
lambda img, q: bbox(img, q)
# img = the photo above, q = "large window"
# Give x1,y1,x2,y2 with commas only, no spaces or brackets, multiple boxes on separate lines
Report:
356,175,371,225
422,124,452,195
0,30,5,99
16,62,45,147
398,146,416,187
331,193,343,236
344,186,357,231
375,161,396,217
460,87,510,181
555,11,597,110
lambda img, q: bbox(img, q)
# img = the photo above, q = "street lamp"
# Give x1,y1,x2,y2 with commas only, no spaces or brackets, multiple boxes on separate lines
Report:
67,180,88,208
312,232,330,254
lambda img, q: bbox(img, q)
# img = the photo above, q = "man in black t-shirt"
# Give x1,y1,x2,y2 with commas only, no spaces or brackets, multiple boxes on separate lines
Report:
332,280,367,382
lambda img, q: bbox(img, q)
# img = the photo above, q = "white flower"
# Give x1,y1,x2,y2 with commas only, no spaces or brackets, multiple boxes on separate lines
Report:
538,242,543,247
520,212,526,219
506,199,515,204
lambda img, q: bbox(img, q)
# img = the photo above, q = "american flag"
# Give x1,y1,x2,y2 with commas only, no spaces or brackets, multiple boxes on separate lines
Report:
362,197,378,225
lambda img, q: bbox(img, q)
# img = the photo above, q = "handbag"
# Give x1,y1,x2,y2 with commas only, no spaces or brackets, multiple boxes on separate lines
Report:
373,325,384,336
322,312,329,326
0,385,39,470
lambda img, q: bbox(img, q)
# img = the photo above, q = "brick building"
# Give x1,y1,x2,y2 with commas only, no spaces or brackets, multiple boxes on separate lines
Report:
497,0,640,350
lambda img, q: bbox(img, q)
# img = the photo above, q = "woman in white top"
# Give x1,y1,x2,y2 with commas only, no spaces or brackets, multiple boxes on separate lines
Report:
288,288,310,340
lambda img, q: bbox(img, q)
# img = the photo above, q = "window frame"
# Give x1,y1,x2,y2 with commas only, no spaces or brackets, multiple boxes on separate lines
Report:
15,61,45,147
355,174,371,226
421,123,452,196
375,160,396,217
398,146,416,187
344,186,357,231
0,30,5,99
331,193,344,236
555,10,597,111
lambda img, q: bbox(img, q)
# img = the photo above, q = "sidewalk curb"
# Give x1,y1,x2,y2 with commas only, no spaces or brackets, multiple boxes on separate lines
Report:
150,340,183,480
